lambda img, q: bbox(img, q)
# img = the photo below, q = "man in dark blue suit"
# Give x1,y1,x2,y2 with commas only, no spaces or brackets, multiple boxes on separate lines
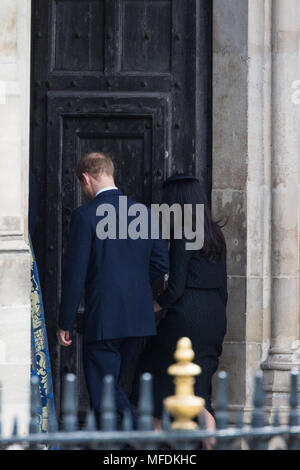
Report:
57,152,169,429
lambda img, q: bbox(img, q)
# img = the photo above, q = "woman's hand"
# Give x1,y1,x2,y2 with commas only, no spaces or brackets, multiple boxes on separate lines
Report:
153,300,162,312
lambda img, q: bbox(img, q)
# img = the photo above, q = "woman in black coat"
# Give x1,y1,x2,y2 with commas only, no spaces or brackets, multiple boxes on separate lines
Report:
131,175,227,437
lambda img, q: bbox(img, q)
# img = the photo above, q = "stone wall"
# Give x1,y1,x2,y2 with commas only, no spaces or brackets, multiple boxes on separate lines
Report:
0,0,31,434
212,0,300,422
212,0,249,419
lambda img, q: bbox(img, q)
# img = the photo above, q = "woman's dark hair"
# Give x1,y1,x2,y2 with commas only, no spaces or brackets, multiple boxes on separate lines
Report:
162,176,227,262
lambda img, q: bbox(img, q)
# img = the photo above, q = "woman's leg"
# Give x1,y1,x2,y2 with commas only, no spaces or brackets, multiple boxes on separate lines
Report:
154,417,162,431
200,408,216,450
153,407,216,446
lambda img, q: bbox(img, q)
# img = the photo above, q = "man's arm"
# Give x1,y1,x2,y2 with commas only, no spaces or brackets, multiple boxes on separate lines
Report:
219,246,228,308
58,209,92,337
148,207,169,282
149,237,169,283
156,238,191,310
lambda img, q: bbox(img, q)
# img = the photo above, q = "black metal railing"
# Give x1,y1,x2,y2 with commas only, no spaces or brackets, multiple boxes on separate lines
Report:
0,367,300,450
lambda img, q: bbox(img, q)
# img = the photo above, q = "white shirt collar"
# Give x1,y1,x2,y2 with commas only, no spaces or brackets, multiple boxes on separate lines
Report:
95,186,118,198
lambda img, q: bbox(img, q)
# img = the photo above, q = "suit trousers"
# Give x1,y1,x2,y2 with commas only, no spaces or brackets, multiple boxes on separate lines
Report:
82,336,141,430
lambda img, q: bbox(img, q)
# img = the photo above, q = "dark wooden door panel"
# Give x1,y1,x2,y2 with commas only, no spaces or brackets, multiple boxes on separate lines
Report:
121,0,172,73
52,0,106,72
30,0,212,422
45,92,169,418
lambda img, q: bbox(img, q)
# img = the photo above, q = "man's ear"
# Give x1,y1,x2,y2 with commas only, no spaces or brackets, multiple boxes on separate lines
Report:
81,172,90,185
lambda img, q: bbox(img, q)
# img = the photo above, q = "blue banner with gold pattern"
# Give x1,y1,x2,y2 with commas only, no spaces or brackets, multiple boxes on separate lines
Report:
30,236,58,438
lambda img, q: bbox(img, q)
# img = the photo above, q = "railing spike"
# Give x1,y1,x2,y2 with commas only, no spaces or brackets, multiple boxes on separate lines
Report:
161,408,171,431
83,410,97,450
48,409,58,433
101,375,116,431
214,371,228,450
122,409,133,432
289,368,299,427
47,409,58,450
272,409,281,427
85,410,97,432
236,410,244,429
12,417,18,437
250,370,267,450
288,369,300,450
29,375,41,435
62,373,78,432
215,371,228,429
251,370,265,428
138,373,154,431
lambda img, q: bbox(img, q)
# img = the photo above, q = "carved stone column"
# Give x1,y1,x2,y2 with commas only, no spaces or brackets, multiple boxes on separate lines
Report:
261,0,300,419
213,0,300,423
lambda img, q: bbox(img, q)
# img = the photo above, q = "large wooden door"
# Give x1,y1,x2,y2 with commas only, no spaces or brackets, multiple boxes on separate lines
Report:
30,0,212,422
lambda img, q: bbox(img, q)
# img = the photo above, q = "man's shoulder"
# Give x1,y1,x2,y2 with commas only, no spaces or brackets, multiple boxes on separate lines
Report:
126,196,150,210
71,201,95,222
74,195,153,220
125,198,154,223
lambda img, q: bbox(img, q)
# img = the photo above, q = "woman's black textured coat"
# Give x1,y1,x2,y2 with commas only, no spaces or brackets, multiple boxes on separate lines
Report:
131,237,227,418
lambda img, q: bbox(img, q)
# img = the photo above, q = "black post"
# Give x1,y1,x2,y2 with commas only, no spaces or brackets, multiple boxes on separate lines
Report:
138,373,154,431
288,369,299,450
122,409,133,432
61,373,78,449
84,410,97,450
250,370,267,450
101,375,118,450
138,373,155,450
101,375,116,431
29,375,41,450
215,371,228,450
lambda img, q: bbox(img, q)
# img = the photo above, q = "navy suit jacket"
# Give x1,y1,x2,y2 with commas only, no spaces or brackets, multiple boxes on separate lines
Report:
59,189,169,342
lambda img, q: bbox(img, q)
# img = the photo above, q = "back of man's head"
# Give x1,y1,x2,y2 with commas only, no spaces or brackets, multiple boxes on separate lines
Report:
76,152,114,181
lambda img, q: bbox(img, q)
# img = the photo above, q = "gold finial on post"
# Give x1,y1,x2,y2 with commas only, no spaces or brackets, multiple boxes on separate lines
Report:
163,337,205,430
